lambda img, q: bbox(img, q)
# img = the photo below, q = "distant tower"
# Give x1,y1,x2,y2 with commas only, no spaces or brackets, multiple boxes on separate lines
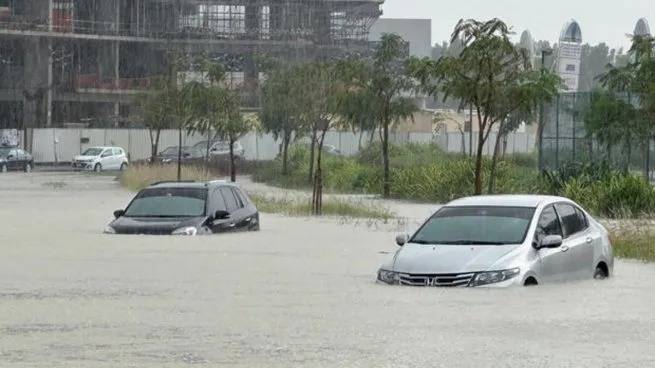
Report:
634,18,651,36
518,30,535,68
556,20,583,91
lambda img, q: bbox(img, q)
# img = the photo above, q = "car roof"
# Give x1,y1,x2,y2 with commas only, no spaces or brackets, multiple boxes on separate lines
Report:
146,180,240,190
446,195,571,208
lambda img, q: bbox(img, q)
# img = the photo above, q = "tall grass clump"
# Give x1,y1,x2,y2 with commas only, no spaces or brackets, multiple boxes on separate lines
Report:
248,193,393,219
612,230,655,262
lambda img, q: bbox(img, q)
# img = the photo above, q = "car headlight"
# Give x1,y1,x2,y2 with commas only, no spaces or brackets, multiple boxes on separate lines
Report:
172,226,198,236
103,225,116,234
377,269,399,284
469,268,520,287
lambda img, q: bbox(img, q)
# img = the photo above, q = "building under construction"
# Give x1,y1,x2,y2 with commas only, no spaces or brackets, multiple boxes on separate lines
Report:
0,0,382,132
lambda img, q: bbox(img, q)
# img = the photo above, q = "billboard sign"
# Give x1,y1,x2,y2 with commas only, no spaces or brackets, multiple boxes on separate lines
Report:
0,129,19,147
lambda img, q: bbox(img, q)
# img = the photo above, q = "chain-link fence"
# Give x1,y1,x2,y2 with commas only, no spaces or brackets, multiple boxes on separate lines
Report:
540,92,655,181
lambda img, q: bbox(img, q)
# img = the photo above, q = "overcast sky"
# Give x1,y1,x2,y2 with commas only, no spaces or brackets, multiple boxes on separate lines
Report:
381,0,653,50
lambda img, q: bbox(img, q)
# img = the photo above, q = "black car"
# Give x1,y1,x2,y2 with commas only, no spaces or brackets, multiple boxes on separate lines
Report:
0,147,33,173
149,146,203,165
105,181,260,235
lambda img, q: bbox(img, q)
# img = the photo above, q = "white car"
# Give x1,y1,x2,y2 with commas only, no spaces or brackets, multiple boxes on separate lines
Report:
378,195,614,287
72,147,129,172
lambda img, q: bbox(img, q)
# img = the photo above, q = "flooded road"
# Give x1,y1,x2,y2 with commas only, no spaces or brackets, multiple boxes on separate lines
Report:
1,172,655,367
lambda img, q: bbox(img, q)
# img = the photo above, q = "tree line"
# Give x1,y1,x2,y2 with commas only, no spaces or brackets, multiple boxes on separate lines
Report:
139,18,563,214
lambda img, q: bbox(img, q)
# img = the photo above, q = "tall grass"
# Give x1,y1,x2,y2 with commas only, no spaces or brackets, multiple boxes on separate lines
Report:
612,230,655,262
249,193,393,219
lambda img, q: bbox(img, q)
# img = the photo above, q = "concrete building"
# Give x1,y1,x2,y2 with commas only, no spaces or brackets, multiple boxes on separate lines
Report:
0,0,382,136
368,18,431,57
555,20,583,92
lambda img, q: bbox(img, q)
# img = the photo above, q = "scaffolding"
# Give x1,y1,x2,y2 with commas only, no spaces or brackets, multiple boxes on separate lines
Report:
0,0,382,131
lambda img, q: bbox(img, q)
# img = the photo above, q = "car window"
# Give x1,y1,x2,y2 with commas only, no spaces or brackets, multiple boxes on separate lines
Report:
9,149,17,157
113,148,123,155
210,188,227,212
124,188,207,217
82,148,103,156
575,207,588,230
101,149,113,157
556,203,585,237
536,205,563,240
219,187,239,212
231,188,245,208
411,206,535,245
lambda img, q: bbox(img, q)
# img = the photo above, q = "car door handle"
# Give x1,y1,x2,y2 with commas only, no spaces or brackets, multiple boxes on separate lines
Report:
586,237,593,244
228,223,236,228
560,245,570,253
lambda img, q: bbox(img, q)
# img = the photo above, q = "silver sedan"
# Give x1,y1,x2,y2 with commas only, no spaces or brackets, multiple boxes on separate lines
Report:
377,195,614,287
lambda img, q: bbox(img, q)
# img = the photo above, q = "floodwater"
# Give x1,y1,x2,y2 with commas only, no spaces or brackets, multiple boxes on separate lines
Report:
1,172,655,367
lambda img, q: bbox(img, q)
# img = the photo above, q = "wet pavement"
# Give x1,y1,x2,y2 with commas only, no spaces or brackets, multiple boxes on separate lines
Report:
1,172,655,367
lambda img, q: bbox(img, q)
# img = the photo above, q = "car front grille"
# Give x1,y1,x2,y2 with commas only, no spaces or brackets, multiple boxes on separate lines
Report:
399,273,475,287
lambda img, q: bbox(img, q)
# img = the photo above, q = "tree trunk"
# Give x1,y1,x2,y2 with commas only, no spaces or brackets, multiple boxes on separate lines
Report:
358,129,364,150
281,133,290,175
488,130,503,194
308,128,317,183
148,128,161,165
205,129,212,175
369,129,376,144
459,128,466,155
624,140,631,174
382,119,391,198
474,128,485,195
312,130,327,215
177,126,182,181
229,137,236,182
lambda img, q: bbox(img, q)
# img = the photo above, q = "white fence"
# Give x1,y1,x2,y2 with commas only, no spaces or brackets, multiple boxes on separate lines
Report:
25,128,536,164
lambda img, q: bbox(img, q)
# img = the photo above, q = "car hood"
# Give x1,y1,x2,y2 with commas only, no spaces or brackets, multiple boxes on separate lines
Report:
392,243,522,274
74,155,99,161
110,216,205,235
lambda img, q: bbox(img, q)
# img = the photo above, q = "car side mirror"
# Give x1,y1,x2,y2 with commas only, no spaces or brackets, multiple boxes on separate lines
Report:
7,154,13,159
113,209,125,219
536,235,563,249
214,210,230,220
395,233,409,246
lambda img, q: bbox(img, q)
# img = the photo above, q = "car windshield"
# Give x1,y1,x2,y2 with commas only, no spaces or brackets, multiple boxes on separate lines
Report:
124,188,207,218
0,147,10,158
161,147,185,155
411,206,535,245
82,148,103,156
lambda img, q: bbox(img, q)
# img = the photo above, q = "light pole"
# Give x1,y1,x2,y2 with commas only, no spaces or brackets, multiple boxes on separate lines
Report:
538,48,553,171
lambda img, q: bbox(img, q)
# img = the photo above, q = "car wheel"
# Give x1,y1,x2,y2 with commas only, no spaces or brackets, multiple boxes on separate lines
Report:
1,164,7,173
94,163,102,172
594,266,608,280
24,162,32,173
120,163,127,171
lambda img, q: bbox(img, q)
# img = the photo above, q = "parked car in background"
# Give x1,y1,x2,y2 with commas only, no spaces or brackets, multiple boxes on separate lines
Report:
148,146,203,165
193,140,245,161
0,147,33,173
105,180,260,235
378,195,613,288
72,146,128,172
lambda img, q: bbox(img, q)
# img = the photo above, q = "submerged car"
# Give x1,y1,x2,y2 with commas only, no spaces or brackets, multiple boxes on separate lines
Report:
73,146,128,172
105,180,259,235
0,147,33,173
377,195,613,287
